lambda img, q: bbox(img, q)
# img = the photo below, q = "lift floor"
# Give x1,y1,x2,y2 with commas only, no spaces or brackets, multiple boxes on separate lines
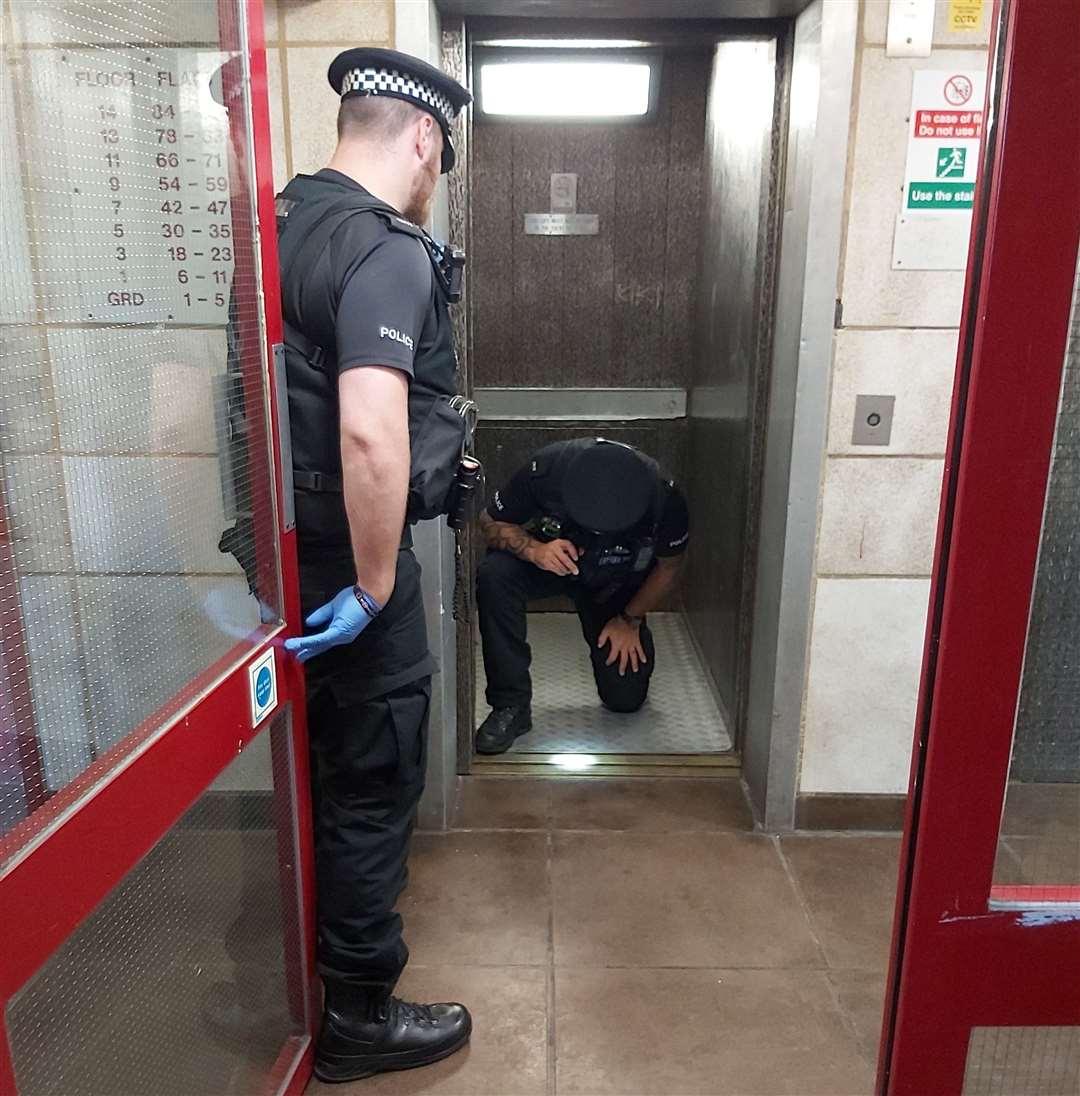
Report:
474,612,733,758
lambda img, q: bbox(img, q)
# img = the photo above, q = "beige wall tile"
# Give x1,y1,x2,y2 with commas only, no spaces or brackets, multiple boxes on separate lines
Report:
47,328,224,456
394,0,440,62
266,47,290,192
63,455,237,575
0,327,55,453
841,46,987,327
77,575,259,751
8,0,220,45
817,457,943,575
281,0,392,44
863,0,993,49
800,577,931,794
284,45,342,176
0,59,34,323
5,456,75,573
828,328,958,455
19,575,94,791
263,0,280,43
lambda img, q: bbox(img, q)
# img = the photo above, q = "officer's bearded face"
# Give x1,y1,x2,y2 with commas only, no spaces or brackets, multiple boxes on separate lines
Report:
403,121,442,226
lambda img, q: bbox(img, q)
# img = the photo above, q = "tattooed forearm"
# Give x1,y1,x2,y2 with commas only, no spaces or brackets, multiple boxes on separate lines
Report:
480,511,537,561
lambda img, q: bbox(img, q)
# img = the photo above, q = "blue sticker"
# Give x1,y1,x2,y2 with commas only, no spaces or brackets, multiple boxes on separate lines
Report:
255,665,272,708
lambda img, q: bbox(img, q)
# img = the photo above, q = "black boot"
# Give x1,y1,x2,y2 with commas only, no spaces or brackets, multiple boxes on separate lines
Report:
475,706,532,755
315,981,472,1083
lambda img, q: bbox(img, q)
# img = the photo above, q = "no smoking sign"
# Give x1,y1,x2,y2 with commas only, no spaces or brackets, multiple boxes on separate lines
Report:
944,74,974,106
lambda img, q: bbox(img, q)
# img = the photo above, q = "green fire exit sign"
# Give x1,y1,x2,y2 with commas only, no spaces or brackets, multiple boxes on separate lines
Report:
936,146,967,178
907,181,975,210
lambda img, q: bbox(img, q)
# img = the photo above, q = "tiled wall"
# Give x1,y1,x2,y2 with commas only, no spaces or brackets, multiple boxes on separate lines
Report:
798,1,991,795
262,0,395,194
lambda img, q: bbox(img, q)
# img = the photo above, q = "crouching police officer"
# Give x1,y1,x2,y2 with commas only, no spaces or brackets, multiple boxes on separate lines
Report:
277,48,473,1083
476,438,690,753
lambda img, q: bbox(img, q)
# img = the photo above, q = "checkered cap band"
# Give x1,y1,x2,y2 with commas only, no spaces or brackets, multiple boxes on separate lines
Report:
340,67,456,123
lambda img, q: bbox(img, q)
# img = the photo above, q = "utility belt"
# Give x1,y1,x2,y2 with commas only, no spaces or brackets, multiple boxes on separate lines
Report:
293,427,482,530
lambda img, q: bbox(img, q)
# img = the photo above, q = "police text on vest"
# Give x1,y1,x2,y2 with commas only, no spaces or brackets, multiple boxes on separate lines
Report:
380,326,414,351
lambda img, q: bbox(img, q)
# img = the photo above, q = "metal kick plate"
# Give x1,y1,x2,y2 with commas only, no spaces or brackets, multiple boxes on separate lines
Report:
852,394,896,446
473,386,687,421
524,213,600,236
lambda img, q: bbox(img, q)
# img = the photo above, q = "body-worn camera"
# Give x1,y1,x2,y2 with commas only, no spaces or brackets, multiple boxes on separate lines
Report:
430,240,466,303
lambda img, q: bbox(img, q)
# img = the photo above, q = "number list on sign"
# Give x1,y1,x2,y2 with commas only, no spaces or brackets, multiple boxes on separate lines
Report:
23,49,236,326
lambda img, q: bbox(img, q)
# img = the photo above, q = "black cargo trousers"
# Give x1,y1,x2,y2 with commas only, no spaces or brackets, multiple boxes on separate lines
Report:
477,549,656,713
299,540,435,994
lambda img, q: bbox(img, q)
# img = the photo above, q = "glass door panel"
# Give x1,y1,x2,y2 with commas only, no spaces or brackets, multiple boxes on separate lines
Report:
6,711,307,1095
993,253,1080,904
0,0,282,852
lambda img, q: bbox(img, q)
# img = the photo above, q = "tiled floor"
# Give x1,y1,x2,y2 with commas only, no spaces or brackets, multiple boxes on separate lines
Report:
475,614,733,755
309,776,901,1096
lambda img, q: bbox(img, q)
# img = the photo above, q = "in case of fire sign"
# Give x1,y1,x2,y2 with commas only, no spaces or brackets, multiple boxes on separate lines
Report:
903,70,985,211
893,68,986,271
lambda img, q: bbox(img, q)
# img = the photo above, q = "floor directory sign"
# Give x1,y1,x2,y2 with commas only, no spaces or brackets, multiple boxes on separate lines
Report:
15,48,236,325
893,68,986,270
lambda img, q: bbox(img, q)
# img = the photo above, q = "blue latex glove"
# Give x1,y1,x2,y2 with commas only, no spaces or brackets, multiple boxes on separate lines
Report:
284,585,379,663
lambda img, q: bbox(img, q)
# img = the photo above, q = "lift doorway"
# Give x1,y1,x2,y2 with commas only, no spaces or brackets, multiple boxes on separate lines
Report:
448,15,790,777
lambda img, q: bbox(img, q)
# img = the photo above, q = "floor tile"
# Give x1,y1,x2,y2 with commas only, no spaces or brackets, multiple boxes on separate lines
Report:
452,777,551,830
552,833,822,969
555,967,874,1095
549,777,753,833
828,969,889,1068
780,836,900,970
965,1026,1080,1095
402,833,551,966
997,836,1080,886
1000,781,1080,838
307,966,548,1096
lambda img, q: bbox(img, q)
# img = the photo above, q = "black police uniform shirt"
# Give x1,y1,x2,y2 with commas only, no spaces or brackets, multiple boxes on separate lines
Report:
284,168,455,702
286,169,456,424
487,440,690,586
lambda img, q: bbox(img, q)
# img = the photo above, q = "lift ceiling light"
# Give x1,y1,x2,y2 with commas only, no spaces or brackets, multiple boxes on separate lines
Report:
479,58,655,119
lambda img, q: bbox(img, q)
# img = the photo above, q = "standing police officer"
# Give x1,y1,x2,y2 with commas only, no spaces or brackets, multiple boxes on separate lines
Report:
277,48,472,1083
476,438,690,753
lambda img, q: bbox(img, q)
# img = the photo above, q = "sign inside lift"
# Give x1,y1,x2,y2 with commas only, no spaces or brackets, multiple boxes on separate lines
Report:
248,647,278,727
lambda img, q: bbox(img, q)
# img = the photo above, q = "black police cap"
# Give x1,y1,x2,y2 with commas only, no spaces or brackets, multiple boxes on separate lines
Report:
328,47,471,174
563,440,655,536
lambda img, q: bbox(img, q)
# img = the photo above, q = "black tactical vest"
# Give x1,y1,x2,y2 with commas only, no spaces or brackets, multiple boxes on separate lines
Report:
275,172,463,551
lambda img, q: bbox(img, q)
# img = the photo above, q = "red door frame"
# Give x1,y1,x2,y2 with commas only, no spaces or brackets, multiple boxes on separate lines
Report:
879,0,1080,1092
0,1,316,1092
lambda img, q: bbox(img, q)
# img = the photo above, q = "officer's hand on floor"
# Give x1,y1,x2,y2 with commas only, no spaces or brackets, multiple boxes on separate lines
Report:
529,538,580,577
284,585,381,663
598,616,648,676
